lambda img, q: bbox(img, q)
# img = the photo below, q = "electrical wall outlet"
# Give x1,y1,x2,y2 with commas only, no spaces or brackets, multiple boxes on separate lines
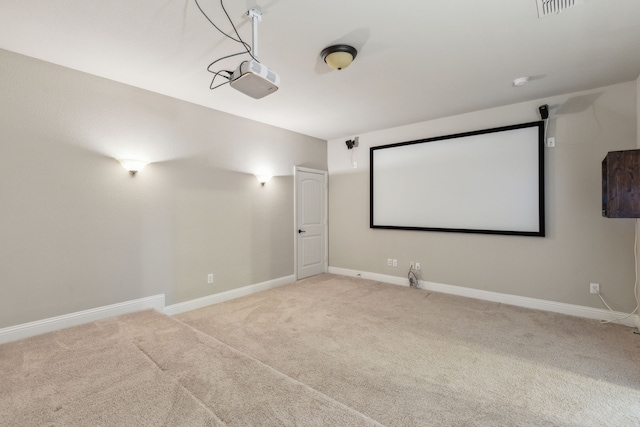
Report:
207,273,214,284
392,259,398,267
387,258,392,266
589,283,599,294
415,262,421,271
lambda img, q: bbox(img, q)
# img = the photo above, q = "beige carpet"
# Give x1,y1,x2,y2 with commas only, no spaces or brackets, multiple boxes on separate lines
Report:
177,274,640,426
0,305,378,426
1,273,639,425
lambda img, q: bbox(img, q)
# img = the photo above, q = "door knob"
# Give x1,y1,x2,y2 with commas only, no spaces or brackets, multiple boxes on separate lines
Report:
298,229,306,234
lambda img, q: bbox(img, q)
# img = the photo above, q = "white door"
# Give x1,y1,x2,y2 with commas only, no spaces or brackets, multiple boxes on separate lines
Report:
295,168,327,279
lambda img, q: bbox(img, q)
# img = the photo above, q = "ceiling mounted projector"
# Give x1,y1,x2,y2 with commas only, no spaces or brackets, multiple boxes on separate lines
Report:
230,8,279,99
196,5,280,99
230,60,280,99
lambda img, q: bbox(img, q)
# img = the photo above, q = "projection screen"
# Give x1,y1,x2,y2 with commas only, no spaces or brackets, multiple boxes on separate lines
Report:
370,121,545,237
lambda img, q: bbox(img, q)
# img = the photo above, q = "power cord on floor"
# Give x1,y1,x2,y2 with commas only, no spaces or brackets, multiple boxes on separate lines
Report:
597,219,640,333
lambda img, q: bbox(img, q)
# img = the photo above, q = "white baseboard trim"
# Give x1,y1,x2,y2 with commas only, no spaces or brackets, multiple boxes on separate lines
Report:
164,275,296,316
328,267,410,287
0,274,297,344
328,267,639,328
0,294,165,345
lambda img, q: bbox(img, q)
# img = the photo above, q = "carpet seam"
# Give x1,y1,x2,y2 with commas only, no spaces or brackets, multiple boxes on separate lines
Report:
168,315,386,427
133,340,228,426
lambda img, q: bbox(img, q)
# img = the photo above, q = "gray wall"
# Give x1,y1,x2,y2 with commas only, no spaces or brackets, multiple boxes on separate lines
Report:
0,49,326,328
637,74,640,319
328,81,638,312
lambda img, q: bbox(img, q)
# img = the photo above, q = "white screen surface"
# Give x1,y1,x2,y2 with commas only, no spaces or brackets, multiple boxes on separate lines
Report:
370,122,544,236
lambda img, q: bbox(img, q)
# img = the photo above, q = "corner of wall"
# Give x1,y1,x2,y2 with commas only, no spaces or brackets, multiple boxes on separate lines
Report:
637,73,640,310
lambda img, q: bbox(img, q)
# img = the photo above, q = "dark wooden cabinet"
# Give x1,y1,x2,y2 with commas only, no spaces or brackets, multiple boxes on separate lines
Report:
602,149,640,218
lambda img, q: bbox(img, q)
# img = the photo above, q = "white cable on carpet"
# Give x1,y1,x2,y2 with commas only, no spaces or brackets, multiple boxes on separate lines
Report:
598,219,639,327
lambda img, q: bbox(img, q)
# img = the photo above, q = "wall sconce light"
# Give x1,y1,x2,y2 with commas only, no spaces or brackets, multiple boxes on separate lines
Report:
256,174,273,186
119,159,149,176
321,44,358,70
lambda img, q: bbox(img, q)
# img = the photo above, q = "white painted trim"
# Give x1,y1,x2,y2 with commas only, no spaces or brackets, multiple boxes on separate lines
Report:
293,166,298,281
295,166,327,175
164,275,296,316
329,266,410,287
0,275,298,344
0,294,165,344
328,267,640,328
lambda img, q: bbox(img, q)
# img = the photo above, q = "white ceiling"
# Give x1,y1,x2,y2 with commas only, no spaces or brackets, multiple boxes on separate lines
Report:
1,0,639,141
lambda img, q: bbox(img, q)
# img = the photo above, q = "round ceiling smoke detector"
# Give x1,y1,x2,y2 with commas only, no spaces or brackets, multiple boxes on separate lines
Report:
513,77,530,87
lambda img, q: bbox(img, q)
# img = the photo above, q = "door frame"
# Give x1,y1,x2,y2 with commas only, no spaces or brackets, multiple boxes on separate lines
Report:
294,166,328,280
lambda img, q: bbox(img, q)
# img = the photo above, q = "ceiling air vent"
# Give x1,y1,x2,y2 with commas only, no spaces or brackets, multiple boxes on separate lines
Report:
536,0,584,17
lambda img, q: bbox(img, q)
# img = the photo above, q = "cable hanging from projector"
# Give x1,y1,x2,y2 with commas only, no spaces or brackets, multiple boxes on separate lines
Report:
194,0,257,90
194,0,280,98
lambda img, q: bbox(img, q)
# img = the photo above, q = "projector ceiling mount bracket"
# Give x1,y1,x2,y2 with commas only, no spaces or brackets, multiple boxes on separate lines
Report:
195,1,279,98
247,8,262,60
